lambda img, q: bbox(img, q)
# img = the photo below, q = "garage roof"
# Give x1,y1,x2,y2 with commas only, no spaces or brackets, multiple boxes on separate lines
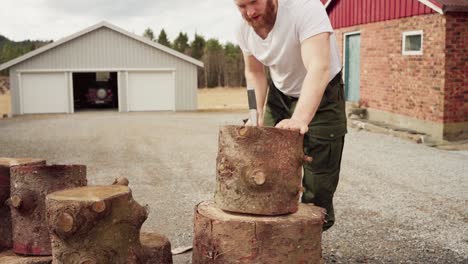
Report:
0,21,204,71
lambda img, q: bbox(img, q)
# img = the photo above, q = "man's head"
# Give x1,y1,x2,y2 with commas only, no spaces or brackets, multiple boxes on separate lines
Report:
234,0,277,30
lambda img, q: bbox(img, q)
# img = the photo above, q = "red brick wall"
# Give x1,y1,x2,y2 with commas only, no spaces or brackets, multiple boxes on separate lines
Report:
444,13,468,123
335,14,447,123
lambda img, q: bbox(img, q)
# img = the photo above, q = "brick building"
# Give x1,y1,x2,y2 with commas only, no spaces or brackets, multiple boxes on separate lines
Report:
321,0,467,141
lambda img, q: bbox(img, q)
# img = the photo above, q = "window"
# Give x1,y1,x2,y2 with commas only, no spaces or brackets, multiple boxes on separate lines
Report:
402,30,423,55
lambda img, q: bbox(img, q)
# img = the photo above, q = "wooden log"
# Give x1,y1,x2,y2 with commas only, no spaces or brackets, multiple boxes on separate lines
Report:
215,125,307,215
9,165,87,256
0,250,52,264
193,201,325,264
46,185,159,264
140,232,173,264
0,158,46,251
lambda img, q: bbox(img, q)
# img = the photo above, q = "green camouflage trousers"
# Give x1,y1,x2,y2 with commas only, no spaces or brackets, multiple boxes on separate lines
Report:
263,73,347,231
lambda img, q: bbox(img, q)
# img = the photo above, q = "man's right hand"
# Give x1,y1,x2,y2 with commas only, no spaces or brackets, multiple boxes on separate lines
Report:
244,112,264,127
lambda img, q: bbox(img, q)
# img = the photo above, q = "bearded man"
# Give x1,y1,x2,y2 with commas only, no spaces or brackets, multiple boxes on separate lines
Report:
235,0,347,231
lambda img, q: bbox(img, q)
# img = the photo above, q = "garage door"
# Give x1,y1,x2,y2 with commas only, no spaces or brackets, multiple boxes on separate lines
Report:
127,71,174,111
21,72,69,114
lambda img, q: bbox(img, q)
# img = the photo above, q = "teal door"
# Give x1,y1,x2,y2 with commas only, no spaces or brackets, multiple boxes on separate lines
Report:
344,34,361,102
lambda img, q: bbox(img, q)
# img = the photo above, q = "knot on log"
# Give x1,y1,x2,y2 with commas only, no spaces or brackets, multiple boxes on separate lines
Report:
113,177,129,186
91,201,106,213
57,212,75,233
9,190,36,213
252,171,266,186
10,195,22,208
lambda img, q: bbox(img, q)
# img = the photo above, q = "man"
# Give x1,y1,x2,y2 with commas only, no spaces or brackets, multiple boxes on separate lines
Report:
234,0,347,230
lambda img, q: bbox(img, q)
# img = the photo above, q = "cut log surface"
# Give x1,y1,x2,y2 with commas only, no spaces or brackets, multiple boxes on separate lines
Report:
215,125,305,215
9,165,87,256
0,250,52,264
193,201,325,264
0,158,46,251
140,232,173,264
46,185,154,264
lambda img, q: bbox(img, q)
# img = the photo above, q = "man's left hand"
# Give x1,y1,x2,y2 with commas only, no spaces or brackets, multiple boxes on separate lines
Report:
275,118,309,134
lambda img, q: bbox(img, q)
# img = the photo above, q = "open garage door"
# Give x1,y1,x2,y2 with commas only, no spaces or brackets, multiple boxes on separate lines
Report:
127,71,174,111
20,72,69,114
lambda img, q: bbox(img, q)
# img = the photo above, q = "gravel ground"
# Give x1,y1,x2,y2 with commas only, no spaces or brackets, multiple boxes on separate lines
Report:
0,111,466,264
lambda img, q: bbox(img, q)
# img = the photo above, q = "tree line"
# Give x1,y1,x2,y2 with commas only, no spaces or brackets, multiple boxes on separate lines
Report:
143,28,246,88
0,29,247,88
0,35,51,75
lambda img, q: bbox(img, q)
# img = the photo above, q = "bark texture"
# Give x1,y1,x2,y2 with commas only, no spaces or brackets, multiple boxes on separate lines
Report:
193,201,325,264
215,126,306,215
9,165,87,256
46,185,164,264
0,158,46,251
0,250,52,264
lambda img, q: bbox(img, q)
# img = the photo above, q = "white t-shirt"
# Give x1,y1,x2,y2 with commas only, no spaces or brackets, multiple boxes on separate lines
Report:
236,0,342,97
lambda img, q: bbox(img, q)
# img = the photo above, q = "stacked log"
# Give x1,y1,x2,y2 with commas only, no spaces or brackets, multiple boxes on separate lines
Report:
0,158,46,251
193,201,325,264
9,164,87,256
46,184,173,264
214,126,306,215
193,125,325,264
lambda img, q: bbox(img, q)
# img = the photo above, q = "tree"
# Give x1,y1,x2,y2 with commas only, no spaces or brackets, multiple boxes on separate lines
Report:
191,34,206,88
203,38,225,87
172,32,189,54
190,34,205,60
223,43,244,87
143,28,155,41
157,29,171,47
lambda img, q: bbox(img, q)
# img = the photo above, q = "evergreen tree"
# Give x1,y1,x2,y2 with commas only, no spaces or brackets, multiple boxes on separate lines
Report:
143,28,155,41
157,29,171,47
172,32,189,54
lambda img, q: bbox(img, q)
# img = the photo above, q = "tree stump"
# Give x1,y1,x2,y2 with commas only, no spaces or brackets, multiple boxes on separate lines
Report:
9,165,87,256
0,158,46,251
140,232,173,264
0,250,52,264
215,125,307,215
193,201,325,264
46,185,167,264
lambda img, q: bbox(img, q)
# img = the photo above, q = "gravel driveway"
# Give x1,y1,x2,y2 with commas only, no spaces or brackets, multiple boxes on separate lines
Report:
0,111,466,263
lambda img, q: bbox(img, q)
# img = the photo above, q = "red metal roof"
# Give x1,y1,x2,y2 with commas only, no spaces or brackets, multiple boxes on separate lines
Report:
323,0,468,14
325,0,436,29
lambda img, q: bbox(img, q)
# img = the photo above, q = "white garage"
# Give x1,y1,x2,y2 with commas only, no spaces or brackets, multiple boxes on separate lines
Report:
127,71,175,111
0,21,203,115
20,72,70,114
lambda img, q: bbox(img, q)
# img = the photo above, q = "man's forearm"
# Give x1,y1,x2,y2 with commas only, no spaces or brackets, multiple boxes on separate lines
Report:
292,66,329,125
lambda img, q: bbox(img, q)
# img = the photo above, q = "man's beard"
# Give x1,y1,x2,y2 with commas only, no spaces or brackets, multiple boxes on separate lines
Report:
244,0,276,31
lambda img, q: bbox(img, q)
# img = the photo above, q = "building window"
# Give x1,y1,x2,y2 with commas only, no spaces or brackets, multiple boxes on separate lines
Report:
402,30,423,55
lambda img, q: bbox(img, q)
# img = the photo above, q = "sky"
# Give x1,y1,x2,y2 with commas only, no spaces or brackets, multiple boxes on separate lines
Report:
0,0,242,44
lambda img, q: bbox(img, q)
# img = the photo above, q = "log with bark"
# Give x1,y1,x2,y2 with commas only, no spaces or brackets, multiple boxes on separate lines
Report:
215,125,309,215
0,158,46,251
46,185,172,264
192,201,325,264
0,250,52,264
9,164,87,256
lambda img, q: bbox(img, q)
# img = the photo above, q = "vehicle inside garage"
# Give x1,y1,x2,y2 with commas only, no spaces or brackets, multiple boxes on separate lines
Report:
73,72,118,110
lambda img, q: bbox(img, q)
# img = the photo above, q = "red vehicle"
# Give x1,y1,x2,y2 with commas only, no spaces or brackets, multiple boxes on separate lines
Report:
85,81,115,107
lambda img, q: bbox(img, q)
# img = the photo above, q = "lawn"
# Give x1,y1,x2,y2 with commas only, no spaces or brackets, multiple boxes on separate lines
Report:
197,87,247,110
